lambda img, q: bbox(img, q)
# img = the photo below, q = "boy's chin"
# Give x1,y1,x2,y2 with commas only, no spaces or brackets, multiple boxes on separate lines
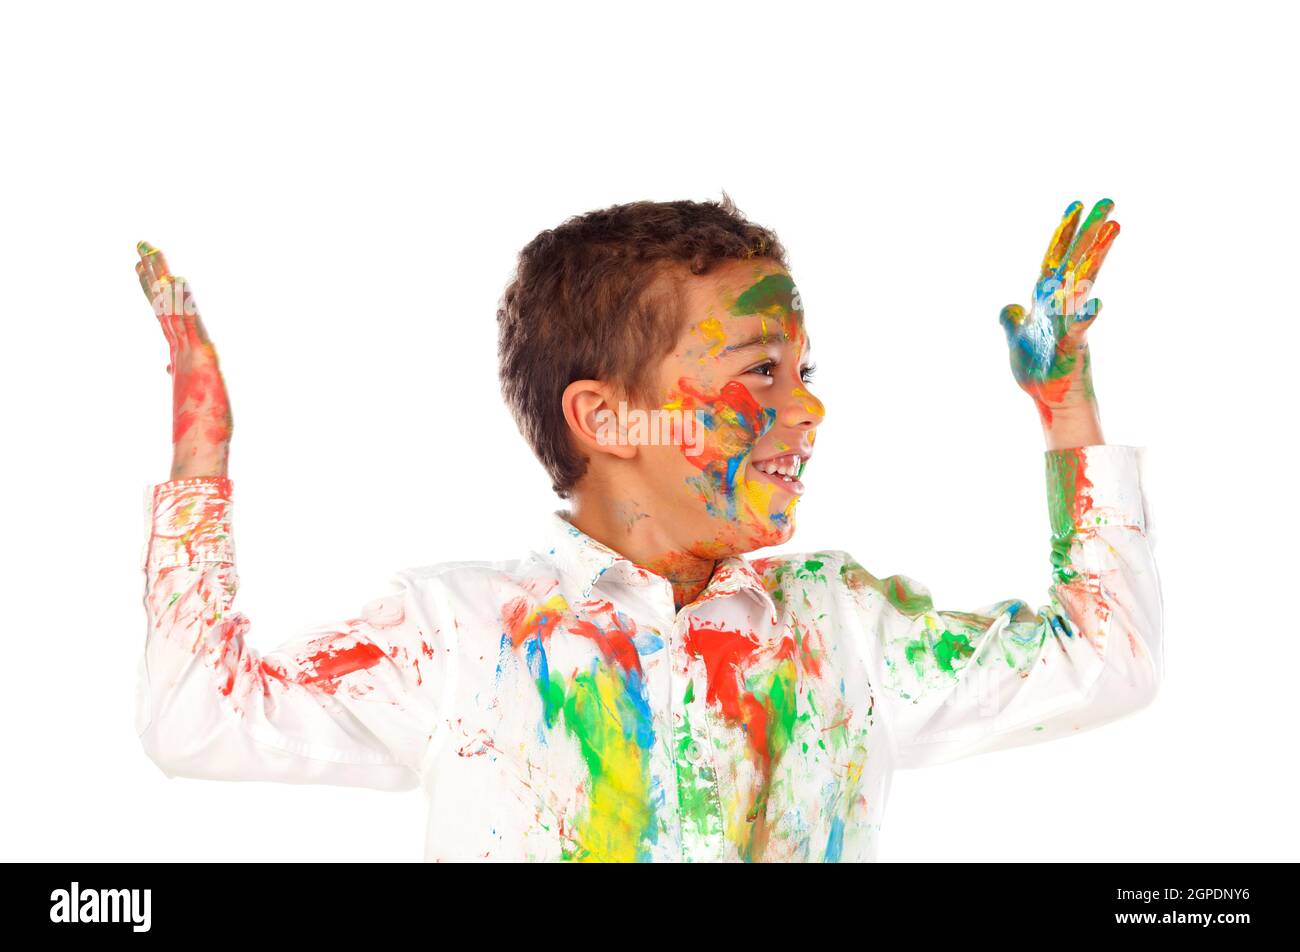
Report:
687,507,798,558
723,517,797,556
750,519,796,550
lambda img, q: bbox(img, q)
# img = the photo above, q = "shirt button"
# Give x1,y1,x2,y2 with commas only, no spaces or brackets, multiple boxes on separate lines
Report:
686,741,703,763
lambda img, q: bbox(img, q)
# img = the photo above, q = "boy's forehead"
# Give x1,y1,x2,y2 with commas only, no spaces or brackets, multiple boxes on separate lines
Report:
681,264,800,327
684,260,792,310
680,261,804,341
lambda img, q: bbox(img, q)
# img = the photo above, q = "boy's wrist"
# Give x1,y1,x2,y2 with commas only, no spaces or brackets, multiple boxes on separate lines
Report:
1042,400,1103,450
170,445,230,481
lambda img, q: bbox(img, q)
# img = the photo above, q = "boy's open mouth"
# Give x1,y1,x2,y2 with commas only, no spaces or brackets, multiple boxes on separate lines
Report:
749,452,808,496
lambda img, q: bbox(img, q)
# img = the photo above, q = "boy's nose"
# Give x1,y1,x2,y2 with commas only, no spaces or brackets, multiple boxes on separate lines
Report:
781,386,826,430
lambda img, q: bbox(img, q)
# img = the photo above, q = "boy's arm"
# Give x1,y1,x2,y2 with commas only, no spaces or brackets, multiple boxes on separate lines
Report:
844,443,1161,768
132,242,447,789
847,199,1160,766
138,475,448,789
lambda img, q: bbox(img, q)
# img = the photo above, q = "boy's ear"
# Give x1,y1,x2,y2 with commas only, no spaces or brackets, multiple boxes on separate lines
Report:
562,379,638,461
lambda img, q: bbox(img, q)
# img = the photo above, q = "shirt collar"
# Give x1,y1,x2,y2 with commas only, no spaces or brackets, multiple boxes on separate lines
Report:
538,510,778,621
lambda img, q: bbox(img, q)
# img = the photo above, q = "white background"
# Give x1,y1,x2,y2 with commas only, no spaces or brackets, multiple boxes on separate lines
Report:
2,0,1294,861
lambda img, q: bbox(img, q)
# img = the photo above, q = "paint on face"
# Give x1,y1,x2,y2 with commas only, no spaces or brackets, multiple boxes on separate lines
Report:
671,377,778,522
791,387,826,419
730,272,803,340
653,268,821,555
698,316,727,357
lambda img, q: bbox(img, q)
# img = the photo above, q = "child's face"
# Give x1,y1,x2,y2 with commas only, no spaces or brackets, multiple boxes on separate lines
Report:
638,259,825,557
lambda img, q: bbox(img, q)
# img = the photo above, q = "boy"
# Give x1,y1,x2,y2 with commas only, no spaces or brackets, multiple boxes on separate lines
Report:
135,196,1162,862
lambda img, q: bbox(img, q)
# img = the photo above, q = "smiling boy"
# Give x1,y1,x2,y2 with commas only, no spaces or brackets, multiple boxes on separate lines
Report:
135,196,1162,862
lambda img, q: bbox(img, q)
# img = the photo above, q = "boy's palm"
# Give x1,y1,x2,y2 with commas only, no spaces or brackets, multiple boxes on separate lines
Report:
999,199,1119,415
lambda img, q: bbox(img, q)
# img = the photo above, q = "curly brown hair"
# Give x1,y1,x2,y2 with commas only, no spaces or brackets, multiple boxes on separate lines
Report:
496,193,789,498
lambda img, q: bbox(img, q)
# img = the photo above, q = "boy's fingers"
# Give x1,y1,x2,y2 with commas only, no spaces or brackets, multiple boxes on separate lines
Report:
1063,198,1115,274
138,240,172,286
136,260,169,314
1064,300,1101,346
137,239,165,266
999,303,1026,333
1041,201,1083,277
1074,220,1120,286
174,276,201,318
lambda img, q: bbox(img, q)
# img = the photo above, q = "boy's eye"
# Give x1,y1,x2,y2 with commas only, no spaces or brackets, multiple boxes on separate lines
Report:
744,361,818,382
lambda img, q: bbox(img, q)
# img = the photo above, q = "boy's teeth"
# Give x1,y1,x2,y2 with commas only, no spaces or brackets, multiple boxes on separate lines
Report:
754,454,805,478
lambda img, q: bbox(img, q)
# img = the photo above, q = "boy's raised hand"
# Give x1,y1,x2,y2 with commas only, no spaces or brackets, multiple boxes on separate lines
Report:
999,199,1119,428
135,241,233,479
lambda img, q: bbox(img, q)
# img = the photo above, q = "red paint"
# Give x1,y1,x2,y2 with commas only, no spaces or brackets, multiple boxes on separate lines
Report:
1066,447,1096,525
797,620,825,679
171,360,232,446
568,610,642,675
502,595,565,648
672,377,768,471
685,621,799,846
1027,377,1075,428
277,641,390,694
683,621,795,773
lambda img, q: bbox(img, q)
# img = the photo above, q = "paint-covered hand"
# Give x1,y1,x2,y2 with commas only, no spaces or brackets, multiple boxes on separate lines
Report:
999,199,1119,427
135,241,233,480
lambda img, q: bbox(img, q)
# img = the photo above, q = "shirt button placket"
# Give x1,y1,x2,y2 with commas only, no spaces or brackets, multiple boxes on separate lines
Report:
669,609,726,862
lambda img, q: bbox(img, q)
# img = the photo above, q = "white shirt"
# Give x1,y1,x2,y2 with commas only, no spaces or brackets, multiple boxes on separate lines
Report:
137,443,1162,862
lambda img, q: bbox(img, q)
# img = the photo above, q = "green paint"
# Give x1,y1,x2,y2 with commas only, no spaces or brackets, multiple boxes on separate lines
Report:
535,673,566,728
905,629,976,677
794,559,826,582
840,559,935,616
1081,347,1096,403
1046,450,1084,583
739,659,800,858
730,272,797,316
673,702,723,854
764,662,798,758
883,576,934,616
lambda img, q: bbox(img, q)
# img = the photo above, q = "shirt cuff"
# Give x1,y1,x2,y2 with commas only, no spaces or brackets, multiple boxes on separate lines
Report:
1045,444,1146,537
145,475,236,571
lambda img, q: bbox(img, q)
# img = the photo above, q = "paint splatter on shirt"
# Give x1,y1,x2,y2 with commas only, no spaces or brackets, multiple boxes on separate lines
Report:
137,445,1161,861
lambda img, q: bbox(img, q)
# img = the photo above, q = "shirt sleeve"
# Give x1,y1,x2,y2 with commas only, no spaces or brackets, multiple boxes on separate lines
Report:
841,444,1163,769
137,476,447,791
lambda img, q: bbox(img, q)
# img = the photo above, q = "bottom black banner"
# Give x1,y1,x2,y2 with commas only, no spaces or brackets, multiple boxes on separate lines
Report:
3,862,1289,939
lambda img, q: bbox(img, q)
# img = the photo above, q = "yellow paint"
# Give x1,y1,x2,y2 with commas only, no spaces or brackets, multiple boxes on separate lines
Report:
741,470,777,519
792,387,826,419
698,316,727,357
573,665,653,862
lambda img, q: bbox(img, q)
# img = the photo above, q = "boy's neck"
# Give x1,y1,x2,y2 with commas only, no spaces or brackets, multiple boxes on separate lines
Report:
567,494,716,613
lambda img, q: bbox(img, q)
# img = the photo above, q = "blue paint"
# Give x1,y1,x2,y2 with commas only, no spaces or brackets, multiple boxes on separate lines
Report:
825,815,845,862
